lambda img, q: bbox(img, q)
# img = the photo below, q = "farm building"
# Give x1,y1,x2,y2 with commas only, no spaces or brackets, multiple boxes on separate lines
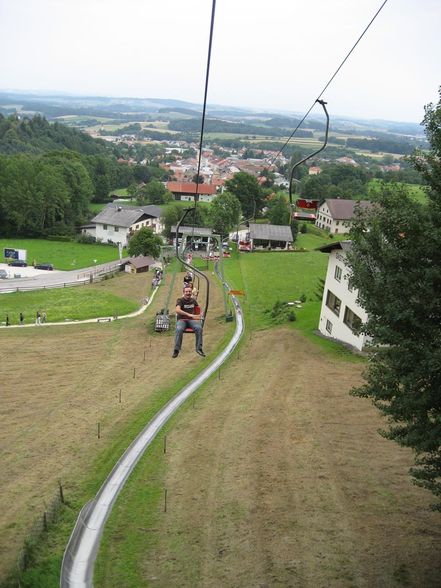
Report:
315,199,372,235
166,181,218,203
122,256,157,274
248,223,293,250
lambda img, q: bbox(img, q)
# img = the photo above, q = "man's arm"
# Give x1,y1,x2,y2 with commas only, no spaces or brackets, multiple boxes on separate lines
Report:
175,304,200,320
175,301,201,320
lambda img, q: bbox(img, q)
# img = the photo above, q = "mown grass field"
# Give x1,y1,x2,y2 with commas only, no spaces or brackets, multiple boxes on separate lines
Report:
0,272,150,324
0,239,123,270
93,251,441,588
223,231,354,357
2,249,441,587
0,271,232,587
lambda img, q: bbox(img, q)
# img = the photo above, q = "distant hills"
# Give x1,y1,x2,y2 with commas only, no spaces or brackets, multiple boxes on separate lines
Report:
0,91,424,138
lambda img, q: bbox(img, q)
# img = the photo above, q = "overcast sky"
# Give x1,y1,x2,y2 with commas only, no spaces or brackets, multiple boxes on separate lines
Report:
0,0,439,123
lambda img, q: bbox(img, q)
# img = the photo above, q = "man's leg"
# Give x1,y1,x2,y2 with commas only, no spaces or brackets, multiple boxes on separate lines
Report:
191,322,203,353
173,321,186,356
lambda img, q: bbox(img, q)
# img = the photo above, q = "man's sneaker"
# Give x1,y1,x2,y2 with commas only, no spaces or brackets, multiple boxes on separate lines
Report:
196,348,206,357
172,349,179,358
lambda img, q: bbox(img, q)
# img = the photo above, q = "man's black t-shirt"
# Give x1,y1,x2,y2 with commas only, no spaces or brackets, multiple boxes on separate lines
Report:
176,296,198,319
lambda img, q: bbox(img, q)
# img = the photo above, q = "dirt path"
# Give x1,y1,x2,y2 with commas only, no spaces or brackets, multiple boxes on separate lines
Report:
143,328,441,587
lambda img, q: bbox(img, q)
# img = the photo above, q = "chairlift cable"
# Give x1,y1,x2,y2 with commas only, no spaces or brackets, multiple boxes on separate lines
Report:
267,0,390,168
288,100,329,207
175,0,216,323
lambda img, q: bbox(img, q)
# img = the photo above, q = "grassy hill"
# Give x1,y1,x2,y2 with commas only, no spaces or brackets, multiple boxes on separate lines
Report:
2,251,440,587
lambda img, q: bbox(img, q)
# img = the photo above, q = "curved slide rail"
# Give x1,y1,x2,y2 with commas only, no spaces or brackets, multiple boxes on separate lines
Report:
60,283,244,587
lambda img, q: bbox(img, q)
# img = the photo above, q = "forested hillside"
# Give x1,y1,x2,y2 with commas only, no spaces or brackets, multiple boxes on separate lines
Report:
0,114,108,155
0,114,167,237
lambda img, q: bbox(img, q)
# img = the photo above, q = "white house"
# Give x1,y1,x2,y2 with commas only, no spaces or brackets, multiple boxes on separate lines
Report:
86,204,164,246
317,240,371,351
315,199,372,235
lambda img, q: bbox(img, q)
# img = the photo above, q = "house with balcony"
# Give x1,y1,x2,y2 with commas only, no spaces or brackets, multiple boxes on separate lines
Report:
317,240,371,351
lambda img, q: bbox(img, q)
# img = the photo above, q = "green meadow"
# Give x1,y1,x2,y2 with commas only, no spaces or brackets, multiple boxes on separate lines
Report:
0,285,138,324
368,179,428,204
223,230,359,358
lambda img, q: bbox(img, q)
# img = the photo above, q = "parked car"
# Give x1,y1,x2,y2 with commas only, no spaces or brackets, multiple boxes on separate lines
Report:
0,269,8,279
9,259,27,267
35,263,54,271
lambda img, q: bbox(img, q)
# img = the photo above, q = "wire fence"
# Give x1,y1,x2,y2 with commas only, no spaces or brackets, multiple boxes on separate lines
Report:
16,484,66,579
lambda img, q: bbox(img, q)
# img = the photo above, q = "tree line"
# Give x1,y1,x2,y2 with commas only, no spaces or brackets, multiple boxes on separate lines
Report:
0,114,170,236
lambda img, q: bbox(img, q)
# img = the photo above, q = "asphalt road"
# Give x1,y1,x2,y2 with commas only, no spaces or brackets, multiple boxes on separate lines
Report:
0,259,129,293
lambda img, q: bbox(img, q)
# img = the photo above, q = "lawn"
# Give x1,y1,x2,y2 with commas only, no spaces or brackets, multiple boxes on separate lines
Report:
0,284,138,324
94,327,441,588
224,245,359,358
89,202,111,214
0,272,231,586
0,239,123,270
108,187,129,197
0,272,152,325
224,248,327,327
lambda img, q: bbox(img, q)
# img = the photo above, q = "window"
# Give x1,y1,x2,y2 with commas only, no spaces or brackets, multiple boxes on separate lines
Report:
334,265,342,282
326,319,333,333
326,290,341,317
103,224,107,230
343,306,362,332
114,226,119,232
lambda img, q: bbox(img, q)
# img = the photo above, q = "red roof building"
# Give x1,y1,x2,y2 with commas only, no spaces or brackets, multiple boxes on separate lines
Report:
166,181,218,202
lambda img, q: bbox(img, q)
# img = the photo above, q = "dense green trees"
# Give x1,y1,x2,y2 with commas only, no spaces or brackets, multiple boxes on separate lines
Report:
299,164,370,200
266,193,289,225
0,113,107,155
0,153,93,236
136,180,173,205
127,227,162,258
225,171,264,219
209,192,242,236
0,114,173,236
162,202,210,239
348,89,441,508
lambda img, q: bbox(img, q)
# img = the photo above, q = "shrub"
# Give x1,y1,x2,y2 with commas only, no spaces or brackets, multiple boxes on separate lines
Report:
266,300,296,324
75,233,97,244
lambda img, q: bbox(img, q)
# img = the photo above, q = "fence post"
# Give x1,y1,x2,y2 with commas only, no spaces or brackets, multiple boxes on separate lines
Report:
59,481,65,504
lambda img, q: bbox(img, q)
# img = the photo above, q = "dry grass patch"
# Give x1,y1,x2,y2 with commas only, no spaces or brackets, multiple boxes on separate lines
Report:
0,271,228,583
126,329,441,588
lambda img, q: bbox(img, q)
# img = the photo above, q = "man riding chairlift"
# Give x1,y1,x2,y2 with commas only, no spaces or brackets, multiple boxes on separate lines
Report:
172,285,205,358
